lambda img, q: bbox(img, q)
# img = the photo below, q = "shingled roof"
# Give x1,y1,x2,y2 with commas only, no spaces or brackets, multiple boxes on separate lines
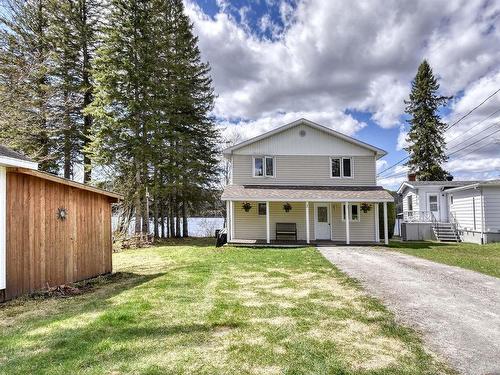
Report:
0,145,33,162
222,185,394,202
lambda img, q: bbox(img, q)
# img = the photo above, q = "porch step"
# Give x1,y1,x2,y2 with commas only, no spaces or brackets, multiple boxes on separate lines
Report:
432,223,460,243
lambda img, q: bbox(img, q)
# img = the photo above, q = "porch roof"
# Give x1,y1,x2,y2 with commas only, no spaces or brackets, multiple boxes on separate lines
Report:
222,185,394,202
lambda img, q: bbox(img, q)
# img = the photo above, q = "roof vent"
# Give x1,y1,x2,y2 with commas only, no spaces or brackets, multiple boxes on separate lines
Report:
299,129,306,137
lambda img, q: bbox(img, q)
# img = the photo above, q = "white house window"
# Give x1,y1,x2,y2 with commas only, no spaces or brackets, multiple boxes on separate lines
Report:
342,158,352,178
331,157,353,178
407,196,413,211
254,156,274,177
258,202,267,215
450,194,454,205
331,158,341,177
342,203,360,222
429,195,438,212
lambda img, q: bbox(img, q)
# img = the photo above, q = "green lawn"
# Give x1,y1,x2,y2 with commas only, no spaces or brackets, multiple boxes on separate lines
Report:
0,238,451,374
387,240,500,278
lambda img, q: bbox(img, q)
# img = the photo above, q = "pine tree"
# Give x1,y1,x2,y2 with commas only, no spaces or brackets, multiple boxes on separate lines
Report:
405,60,450,181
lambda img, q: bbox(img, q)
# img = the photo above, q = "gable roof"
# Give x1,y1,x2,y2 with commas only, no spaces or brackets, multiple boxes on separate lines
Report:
0,145,38,169
397,180,484,194
222,118,387,158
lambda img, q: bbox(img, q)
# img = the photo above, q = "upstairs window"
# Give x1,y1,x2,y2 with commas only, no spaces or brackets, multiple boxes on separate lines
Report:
342,158,352,178
331,157,353,178
253,156,274,177
331,158,341,177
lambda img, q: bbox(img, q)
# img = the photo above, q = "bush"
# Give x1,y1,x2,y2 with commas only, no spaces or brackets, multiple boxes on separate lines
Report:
378,202,396,240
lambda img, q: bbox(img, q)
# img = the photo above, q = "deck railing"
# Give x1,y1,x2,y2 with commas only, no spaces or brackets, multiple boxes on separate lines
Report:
403,211,434,223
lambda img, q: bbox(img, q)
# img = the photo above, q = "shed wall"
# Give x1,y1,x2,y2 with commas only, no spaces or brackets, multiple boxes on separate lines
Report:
3,171,113,301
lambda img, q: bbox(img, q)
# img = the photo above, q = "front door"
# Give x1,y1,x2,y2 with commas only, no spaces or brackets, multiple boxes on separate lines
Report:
428,194,440,221
314,204,330,240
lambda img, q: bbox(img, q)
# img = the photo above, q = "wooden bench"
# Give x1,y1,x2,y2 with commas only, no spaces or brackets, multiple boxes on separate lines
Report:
276,223,297,241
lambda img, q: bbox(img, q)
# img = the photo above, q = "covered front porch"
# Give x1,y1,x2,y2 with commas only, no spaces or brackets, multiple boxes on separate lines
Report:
222,185,394,245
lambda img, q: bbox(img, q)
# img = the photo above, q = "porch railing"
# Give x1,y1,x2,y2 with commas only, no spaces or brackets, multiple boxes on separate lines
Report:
403,211,434,223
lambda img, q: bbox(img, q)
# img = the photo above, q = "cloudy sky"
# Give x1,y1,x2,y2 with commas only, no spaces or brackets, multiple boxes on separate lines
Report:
185,0,500,190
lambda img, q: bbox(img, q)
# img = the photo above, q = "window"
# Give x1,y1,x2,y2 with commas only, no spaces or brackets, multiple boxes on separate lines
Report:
407,196,413,211
258,202,267,215
265,156,274,177
342,158,352,178
331,157,353,178
450,194,454,205
254,156,274,177
429,195,438,212
317,206,328,222
331,157,341,177
342,203,360,222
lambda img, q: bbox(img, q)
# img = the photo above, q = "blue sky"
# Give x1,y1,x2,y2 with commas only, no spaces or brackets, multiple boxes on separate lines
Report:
186,0,500,189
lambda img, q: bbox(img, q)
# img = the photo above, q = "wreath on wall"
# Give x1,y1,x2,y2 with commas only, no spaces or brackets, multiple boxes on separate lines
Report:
360,203,372,213
242,202,252,212
283,202,292,212
57,207,68,221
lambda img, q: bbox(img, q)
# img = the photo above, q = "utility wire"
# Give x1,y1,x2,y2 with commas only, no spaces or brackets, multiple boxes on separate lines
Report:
377,88,500,177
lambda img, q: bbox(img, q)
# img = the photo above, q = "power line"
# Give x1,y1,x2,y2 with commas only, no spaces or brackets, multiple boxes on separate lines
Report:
445,107,500,145
448,125,500,157
377,88,500,177
447,119,500,152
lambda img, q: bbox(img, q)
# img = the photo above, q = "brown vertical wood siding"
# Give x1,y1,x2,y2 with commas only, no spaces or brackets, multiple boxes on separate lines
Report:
4,171,113,301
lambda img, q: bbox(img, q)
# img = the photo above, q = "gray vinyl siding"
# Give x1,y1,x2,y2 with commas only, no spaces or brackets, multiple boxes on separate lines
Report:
232,200,376,242
483,187,500,232
232,154,376,186
449,189,483,232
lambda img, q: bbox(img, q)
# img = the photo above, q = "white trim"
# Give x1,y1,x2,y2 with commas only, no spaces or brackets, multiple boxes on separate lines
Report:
0,156,38,170
230,201,235,240
0,167,6,290
341,203,360,222
223,118,387,157
313,203,330,240
383,202,388,245
344,202,350,245
480,188,485,245
305,201,310,244
329,156,353,179
329,202,333,240
374,203,380,242
226,200,231,241
426,192,440,220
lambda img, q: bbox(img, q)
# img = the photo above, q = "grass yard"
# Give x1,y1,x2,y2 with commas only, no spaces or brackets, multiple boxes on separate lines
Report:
0,238,451,374
387,240,500,278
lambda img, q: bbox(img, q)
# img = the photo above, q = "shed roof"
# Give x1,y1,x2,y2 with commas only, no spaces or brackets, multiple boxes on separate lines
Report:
222,184,394,202
397,180,482,194
0,145,33,162
0,145,38,169
7,167,123,201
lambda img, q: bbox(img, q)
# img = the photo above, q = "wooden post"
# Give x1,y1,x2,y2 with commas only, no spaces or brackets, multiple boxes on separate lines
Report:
266,201,270,244
345,202,350,245
305,201,310,244
383,202,389,245
374,203,380,242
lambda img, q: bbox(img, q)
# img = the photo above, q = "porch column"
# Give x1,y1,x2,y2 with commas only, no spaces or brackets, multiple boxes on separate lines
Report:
266,201,270,244
345,202,350,245
305,201,310,244
374,203,380,242
226,200,231,242
383,201,389,245
230,200,235,240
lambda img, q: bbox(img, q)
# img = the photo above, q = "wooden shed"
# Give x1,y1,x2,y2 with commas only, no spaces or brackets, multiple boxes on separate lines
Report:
0,146,121,302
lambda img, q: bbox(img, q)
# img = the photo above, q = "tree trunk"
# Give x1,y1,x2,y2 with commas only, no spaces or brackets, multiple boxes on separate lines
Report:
160,203,165,238
134,167,142,234
153,197,159,238
169,194,175,237
175,195,181,238
142,188,149,234
182,199,188,237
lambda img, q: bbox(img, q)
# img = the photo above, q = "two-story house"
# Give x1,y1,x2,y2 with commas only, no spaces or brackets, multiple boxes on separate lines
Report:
221,119,394,245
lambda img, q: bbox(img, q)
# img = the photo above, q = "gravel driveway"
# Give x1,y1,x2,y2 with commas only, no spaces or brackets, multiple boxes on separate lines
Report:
319,246,500,375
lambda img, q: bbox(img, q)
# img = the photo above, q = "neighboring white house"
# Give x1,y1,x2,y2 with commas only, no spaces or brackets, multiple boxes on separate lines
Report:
221,118,394,245
398,179,500,244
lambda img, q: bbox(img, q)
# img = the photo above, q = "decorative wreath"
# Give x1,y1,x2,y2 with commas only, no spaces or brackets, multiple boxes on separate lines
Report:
57,207,68,221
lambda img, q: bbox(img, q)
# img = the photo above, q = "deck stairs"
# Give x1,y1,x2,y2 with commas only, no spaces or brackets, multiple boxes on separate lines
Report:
431,222,461,242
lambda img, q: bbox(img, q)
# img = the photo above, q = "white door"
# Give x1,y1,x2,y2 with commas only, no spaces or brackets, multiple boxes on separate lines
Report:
314,204,330,240
427,194,440,221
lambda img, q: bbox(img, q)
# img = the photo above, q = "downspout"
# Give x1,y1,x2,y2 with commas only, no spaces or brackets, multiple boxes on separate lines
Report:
480,187,484,245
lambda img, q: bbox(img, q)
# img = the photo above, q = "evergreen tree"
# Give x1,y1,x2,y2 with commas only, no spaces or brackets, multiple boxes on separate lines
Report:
405,60,450,181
